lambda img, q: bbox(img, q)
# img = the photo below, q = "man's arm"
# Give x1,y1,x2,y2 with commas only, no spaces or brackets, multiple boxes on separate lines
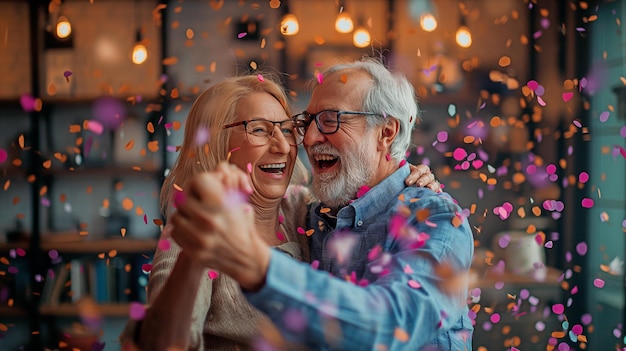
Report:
245,194,473,350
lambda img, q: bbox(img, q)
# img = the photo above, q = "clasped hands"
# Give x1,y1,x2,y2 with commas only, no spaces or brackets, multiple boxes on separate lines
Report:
169,162,270,291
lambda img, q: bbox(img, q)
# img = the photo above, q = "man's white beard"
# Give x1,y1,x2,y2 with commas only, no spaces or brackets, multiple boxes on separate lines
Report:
310,141,374,209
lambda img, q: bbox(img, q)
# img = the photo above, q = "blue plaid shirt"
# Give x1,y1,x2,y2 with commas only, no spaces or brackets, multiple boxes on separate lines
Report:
246,164,474,350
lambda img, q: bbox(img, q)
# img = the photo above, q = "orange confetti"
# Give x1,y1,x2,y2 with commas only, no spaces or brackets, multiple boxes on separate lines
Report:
393,327,409,342
18,134,25,148
148,140,159,152
42,160,52,169
340,74,348,83
147,122,155,133
451,215,463,228
3,180,10,191
12,196,20,205
305,229,315,237
416,208,430,222
121,228,127,237
319,207,331,214
122,198,134,211
69,124,81,133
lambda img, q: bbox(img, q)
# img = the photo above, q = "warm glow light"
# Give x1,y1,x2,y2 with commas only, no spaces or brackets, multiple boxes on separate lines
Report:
353,27,371,48
280,14,299,36
455,26,472,48
56,16,72,39
132,43,148,64
419,14,437,32
335,12,354,33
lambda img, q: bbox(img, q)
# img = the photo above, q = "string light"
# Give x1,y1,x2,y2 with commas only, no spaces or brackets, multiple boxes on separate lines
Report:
55,16,72,39
353,26,371,48
335,12,354,33
419,13,437,32
132,29,147,65
455,26,472,48
280,13,299,35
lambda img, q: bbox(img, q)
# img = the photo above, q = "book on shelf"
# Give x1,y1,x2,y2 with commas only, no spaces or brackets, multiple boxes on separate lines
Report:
40,255,150,307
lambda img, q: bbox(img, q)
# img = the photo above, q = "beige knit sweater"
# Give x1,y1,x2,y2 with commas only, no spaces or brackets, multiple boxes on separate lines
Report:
121,185,313,350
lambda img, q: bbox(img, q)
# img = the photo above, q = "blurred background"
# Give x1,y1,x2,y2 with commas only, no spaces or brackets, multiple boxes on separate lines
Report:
0,0,624,350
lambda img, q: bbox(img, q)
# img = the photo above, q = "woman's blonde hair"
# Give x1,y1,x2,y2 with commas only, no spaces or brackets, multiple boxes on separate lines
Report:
160,73,306,216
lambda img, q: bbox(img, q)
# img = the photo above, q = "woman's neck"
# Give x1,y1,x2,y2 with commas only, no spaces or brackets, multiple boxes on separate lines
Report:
250,196,284,246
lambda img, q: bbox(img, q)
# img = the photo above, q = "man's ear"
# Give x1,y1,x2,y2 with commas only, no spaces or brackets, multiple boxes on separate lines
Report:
378,118,399,150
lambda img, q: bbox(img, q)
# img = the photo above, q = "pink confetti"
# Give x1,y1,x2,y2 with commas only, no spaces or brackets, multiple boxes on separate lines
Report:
620,126,626,138
237,32,247,38
278,214,284,224
593,278,605,288
368,245,382,261
257,74,264,82
86,120,104,135
356,185,370,198
129,302,146,320
527,80,539,90
316,73,324,84
408,280,421,289
573,120,582,128
490,313,501,323
63,70,72,78
195,128,210,145
403,264,414,274
0,148,7,164
581,198,594,208
143,214,148,224
576,242,588,255
537,96,546,106
276,232,285,241
578,172,589,183
158,238,171,251
562,92,573,102
452,148,467,161
399,159,407,167
571,324,583,335
19,94,36,112
297,227,306,235
247,162,252,173
174,190,186,207
599,111,610,122
208,270,219,279
436,131,448,143
141,263,153,273
552,303,565,314
385,153,391,161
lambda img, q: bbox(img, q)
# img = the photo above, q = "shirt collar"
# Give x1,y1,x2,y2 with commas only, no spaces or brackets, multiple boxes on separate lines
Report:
331,163,410,229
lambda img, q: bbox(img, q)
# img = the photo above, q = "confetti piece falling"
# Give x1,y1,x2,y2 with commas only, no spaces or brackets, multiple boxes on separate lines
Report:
129,302,146,320
208,270,219,279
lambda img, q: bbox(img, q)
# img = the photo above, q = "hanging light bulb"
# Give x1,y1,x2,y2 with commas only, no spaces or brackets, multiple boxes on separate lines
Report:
56,16,72,39
132,29,148,65
335,12,354,33
455,26,472,48
280,13,299,36
419,13,437,32
353,26,371,48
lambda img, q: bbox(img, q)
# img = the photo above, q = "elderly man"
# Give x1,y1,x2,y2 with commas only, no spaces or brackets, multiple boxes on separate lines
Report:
171,58,474,350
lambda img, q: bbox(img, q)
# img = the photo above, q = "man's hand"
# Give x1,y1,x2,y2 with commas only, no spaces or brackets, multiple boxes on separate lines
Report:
169,163,271,291
405,163,442,192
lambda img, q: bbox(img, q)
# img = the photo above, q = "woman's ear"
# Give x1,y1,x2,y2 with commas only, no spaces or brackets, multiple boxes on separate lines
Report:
378,118,400,150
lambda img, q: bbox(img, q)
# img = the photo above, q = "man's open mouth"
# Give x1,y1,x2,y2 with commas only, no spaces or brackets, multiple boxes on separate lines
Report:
314,154,338,169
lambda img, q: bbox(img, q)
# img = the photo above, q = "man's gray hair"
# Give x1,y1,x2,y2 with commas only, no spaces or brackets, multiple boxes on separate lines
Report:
322,57,421,160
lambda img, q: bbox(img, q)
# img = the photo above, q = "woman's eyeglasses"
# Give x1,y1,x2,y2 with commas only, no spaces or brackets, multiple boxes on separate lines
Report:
292,110,381,136
222,119,303,146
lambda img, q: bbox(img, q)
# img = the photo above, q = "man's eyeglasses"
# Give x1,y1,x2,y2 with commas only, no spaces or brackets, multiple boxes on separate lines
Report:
292,110,381,136
222,119,302,146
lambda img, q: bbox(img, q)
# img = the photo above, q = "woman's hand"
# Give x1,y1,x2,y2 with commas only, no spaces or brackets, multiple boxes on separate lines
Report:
405,163,442,192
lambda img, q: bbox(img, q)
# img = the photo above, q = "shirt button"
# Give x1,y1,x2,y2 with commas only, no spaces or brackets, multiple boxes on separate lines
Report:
357,220,363,226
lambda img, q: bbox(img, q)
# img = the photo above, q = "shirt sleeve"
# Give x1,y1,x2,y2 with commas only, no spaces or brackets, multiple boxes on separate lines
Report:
244,193,474,350
119,224,212,351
